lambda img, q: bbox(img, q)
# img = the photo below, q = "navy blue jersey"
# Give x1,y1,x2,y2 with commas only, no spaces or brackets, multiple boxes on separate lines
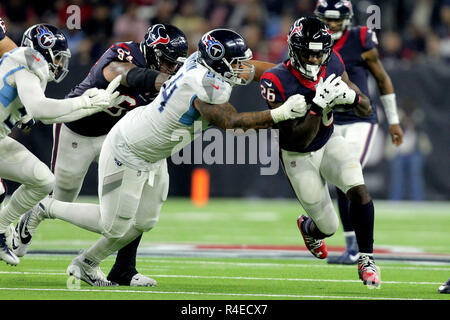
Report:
333,26,378,124
260,51,345,153
66,41,158,136
0,18,6,40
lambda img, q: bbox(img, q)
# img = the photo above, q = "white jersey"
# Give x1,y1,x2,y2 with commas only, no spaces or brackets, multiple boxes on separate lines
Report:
0,47,49,139
110,51,232,170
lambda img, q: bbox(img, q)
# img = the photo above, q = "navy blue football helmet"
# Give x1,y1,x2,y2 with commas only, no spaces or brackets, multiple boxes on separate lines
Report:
140,24,188,74
197,29,254,86
314,0,354,40
288,17,333,81
21,24,71,83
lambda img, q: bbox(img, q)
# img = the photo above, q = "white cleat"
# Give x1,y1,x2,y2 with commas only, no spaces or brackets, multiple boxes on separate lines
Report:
12,202,48,257
67,255,119,287
130,273,157,287
0,232,20,266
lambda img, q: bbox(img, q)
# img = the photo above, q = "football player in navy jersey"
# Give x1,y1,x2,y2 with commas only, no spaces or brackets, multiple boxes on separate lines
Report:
260,17,381,288
0,17,17,210
43,24,188,286
314,0,404,265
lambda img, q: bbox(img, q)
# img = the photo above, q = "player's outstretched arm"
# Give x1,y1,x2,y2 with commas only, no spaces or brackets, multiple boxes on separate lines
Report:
193,94,307,130
268,99,321,150
16,70,119,121
103,61,169,91
249,60,276,82
362,48,403,146
0,36,17,57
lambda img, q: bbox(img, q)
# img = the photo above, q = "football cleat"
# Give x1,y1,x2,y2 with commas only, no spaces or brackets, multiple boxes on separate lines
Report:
130,273,157,287
0,232,19,266
438,278,450,294
12,202,48,257
297,215,328,259
327,251,359,265
358,254,381,288
328,234,359,264
67,254,119,287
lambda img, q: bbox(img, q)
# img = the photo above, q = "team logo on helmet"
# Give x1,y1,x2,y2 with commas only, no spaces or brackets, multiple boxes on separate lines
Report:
146,24,170,47
289,23,303,38
203,34,225,60
36,25,56,49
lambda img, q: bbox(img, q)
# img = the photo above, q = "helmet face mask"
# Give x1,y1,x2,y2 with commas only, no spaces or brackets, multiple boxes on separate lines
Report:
48,49,71,83
198,29,255,86
141,24,188,75
21,24,71,82
288,17,333,81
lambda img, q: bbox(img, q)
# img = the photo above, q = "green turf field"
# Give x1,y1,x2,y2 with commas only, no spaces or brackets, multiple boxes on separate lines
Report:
0,197,449,300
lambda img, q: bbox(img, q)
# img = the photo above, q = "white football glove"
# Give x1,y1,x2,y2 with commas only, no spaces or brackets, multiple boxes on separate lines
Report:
312,74,346,109
73,75,121,110
270,94,307,123
329,79,357,107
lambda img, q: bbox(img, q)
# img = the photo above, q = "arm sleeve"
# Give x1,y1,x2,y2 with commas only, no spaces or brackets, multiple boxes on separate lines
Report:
39,107,102,124
15,69,85,120
125,67,159,93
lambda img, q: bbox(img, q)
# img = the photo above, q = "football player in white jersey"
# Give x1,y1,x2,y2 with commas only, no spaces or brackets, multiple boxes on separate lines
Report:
0,17,18,212
0,24,119,265
13,28,307,286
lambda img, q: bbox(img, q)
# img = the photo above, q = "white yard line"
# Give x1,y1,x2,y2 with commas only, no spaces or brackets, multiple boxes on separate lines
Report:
0,287,430,300
21,255,450,270
0,270,442,285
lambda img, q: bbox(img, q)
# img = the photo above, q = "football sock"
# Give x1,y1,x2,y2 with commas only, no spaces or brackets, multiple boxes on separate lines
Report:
83,227,141,266
344,231,358,254
349,200,374,253
302,216,331,239
110,233,142,272
0,184,49,233
45,197,103,234
336,187,354,232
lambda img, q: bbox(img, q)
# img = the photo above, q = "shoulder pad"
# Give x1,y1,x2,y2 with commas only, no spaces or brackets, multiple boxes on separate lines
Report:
192,67,232,105
7,47,49,82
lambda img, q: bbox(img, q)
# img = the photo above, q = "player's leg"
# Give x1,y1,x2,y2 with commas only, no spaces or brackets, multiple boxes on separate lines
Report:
0,137,55,265
281,149,339,259
321,134,380,287
108,160,169,286
328,123,378,265
51,123,102,202
73,147,168,286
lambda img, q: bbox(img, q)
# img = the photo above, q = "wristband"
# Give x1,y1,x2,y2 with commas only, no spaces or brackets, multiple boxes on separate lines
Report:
380,93,400,125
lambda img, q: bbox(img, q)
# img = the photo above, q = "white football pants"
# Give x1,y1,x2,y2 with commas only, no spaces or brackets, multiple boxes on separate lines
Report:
281,133,365,235
51,123,106,202
0,136,54,232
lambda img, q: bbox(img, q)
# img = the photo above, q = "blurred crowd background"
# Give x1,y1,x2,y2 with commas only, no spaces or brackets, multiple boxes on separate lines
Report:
2,0,450,66
1,0,449,201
